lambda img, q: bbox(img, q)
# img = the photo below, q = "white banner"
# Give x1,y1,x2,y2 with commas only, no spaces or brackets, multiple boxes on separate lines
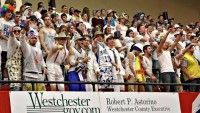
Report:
10,92,181,113
192,94,200,113
10,92,101,113
99,92,181,113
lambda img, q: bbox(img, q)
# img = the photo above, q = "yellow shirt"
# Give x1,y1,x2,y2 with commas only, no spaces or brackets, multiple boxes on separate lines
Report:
183,53,200,81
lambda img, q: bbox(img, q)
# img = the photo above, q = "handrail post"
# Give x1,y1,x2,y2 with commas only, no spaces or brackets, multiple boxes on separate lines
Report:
92,82,96,92
31,82,35,91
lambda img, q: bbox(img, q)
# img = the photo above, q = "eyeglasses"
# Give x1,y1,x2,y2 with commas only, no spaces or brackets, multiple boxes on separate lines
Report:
13,30,21,34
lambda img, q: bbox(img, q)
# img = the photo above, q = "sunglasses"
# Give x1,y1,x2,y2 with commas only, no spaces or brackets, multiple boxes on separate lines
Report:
13,30,21,34
60,37,66,40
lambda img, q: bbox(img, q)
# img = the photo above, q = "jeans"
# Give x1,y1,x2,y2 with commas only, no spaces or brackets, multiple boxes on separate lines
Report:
185,78,200,92
152,60,160,80
145,78,154,92
160,72,178,92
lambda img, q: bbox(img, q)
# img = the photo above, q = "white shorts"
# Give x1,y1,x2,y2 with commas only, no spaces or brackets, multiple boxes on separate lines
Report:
47,63,64,85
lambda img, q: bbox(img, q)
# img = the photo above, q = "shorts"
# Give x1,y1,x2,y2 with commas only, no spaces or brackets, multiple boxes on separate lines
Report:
23,73,46,91
47,63,64,85
98,67,114,89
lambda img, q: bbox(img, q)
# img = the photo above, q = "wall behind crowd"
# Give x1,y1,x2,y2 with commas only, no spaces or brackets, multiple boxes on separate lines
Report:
23,0,200,25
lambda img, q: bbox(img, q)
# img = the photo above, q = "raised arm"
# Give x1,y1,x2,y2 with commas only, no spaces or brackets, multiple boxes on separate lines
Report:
7,29,19,58
157,29,170,53
168,33,182,52
175,43,197,59
20,31,31,58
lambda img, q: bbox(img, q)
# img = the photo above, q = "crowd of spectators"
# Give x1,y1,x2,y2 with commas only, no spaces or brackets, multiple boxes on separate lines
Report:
0,1,200,92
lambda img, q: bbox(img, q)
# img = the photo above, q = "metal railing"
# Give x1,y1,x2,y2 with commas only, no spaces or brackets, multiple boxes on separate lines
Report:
0,80,199,91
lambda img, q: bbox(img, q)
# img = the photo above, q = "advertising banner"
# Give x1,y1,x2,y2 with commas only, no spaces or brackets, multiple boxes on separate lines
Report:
179,93,200,113
7,92,200,113
192,94,200,113
99,92,181,113
10,92,101,113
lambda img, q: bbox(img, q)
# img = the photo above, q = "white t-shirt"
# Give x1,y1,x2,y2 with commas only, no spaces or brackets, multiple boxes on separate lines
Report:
123,36,134,45
142,56,153,78
0,18,15,51
167,33,175,44
158,51,174,73
83,21,92,30
136,34,150,46
119,24,128,37
178,41,186,50
129,27,138,33
34,11,42,19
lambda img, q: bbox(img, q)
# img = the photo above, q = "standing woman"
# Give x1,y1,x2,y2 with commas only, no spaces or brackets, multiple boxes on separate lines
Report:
82,7,90,22
19,5,25,16
101,9,106,19
91,10,104,31
6,25,23,91
123,29,138,52
69,7,74,16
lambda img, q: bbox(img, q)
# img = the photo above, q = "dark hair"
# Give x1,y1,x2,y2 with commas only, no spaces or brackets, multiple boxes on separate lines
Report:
82,7,90,22
158,15,163,19
48,7,53,11
62,5,67,9
38,2,43,7
76,22,83,29
41,9,47,15
95,10,100,14
37,2,43,10
37,5,43,10
105,15,112,20
101,9,105,13
61,13,67,18
69,7,74,15
147,15,151,19
143,45,151,52
81,13,87,17
137,23,144,33
145,23,152,28
129,44,136,52
190,36,196,41
125,29,133,37
168,25,174,29
51,13,58,19
15,11,20,15
43,15,50,20
59,25,67,33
